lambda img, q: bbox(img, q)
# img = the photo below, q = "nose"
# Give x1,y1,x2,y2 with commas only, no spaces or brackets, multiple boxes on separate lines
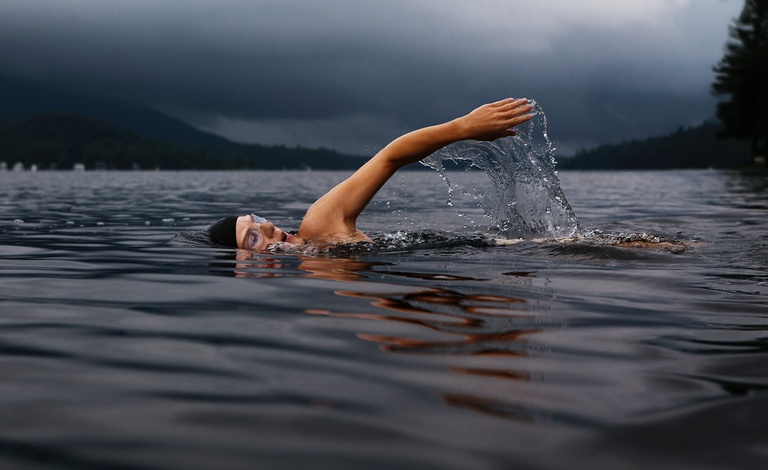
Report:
261,222,275,236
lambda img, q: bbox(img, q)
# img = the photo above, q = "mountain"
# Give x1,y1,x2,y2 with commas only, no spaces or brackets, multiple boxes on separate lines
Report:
0,76,240,152
558,121,753,170
0,113,250,170
0,76,364,169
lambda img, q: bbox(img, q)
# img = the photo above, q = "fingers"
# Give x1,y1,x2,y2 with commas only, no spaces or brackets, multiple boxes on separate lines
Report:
495,97,530,108
507,99,533,113
498,106,534,139
491,97,517,107
463,97,535,141
493,98,533,120
498,103,534,128
510,113,534,125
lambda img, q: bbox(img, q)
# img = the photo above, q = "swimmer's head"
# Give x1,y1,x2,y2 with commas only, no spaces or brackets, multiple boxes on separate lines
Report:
208,214,303,250
208,216,238,247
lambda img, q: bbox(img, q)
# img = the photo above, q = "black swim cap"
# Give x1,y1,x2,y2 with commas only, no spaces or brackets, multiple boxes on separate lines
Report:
208,216,239,248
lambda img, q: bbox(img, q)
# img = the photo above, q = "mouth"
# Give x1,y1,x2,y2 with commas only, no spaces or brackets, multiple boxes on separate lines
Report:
282,232,289,243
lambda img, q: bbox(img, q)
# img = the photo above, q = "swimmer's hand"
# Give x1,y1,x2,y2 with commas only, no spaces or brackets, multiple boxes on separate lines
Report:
455,98,534,141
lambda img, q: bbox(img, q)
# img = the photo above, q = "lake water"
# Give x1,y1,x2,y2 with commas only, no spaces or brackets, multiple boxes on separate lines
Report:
1,168,767,469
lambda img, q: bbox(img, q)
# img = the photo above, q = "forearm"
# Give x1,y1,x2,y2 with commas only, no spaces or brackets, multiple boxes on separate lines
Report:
375,97,533,169
376,119,467,170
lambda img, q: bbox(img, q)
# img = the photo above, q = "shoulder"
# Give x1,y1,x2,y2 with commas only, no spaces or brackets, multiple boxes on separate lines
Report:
297,201,361,241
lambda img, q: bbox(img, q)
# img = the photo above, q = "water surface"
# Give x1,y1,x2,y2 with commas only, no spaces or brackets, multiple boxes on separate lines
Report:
1,169,767,469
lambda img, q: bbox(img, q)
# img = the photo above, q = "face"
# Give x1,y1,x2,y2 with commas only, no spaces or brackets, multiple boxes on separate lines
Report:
235,214,303,251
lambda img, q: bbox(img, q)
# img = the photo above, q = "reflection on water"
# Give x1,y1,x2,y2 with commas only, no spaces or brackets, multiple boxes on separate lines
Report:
311,284,542,422
310,287,534,356
233,252,551,421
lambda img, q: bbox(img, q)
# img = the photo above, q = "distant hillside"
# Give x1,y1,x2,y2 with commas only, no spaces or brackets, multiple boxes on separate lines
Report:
0,76,236,151
0,76,364,169
0,113,239,170
558,121,752,170
0,113,362,170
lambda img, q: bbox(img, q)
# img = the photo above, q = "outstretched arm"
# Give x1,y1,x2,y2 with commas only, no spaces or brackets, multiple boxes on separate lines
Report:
298,98,534,240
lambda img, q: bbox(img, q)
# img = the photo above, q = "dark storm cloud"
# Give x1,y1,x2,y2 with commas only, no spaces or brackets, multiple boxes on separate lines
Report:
0,0,743,155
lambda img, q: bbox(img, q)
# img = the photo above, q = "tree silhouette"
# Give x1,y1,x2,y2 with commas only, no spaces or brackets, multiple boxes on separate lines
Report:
712,0,768,158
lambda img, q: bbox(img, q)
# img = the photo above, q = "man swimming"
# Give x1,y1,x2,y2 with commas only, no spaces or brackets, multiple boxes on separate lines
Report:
208,98,534,250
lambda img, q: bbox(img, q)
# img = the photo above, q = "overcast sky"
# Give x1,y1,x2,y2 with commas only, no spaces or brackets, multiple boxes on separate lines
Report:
0,0,743,156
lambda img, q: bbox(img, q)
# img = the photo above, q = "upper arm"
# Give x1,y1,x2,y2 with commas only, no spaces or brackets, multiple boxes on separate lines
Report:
303,122,454,232
301,153,399,235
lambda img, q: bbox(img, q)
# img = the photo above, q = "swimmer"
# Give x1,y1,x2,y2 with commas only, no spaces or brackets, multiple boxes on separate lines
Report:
208,98,534,250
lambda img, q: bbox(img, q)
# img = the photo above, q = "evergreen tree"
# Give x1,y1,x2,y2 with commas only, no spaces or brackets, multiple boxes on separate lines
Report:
712,0,768,158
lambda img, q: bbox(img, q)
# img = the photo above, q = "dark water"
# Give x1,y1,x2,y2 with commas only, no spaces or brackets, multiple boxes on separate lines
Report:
1,169,767,469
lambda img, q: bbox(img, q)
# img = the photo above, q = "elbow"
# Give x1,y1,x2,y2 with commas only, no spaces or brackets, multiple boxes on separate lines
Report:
373,146,409,171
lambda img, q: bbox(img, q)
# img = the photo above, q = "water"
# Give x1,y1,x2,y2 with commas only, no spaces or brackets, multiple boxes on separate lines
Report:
1,168,767,469
423,101,580,239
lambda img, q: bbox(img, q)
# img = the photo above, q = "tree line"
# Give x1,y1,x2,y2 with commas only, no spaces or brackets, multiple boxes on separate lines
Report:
558,122,751,170
712,0,767,159
0,113,361,170
560,0,766,170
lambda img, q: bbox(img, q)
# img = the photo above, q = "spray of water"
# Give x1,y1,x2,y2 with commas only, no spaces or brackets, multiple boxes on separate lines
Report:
421,101,581,240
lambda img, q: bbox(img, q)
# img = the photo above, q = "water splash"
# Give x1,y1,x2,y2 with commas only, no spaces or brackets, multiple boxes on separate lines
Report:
422,101,581,239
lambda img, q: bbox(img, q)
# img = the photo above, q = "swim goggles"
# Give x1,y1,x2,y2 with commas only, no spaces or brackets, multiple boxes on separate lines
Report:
245,214,268,250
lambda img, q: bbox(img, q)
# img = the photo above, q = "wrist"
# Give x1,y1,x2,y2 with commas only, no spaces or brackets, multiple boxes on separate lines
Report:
445,117,471,142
